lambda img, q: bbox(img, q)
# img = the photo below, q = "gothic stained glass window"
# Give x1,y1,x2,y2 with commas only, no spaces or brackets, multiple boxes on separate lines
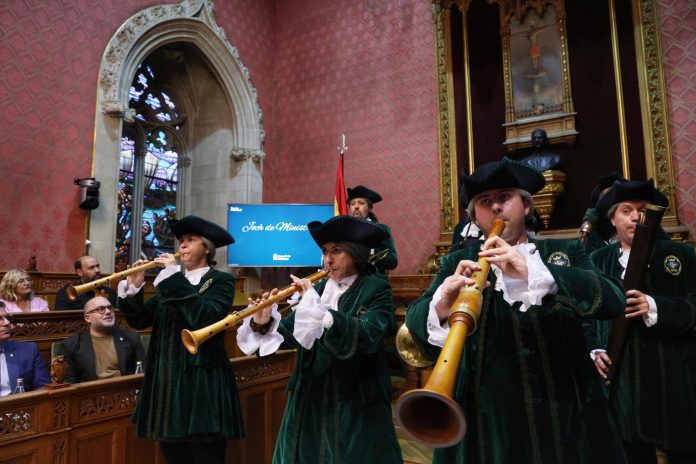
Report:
116,62,186,271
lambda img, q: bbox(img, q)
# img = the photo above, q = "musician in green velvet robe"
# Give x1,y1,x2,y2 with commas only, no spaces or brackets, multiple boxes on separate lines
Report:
237,215,402,464
347,185,398,275
405,157,627,464
580,172,625,253
584,180,696,464
118,216,243,464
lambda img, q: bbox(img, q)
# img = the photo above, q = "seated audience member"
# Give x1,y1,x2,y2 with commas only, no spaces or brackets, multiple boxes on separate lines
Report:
0,269,49,312
59,296,144,383
0,301,51,395
55,256,118,310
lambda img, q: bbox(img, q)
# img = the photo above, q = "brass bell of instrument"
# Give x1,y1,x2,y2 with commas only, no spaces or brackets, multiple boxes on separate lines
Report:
395,323,434,368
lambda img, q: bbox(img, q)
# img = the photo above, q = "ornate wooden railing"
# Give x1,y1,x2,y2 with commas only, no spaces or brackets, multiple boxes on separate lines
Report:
0,351,295,464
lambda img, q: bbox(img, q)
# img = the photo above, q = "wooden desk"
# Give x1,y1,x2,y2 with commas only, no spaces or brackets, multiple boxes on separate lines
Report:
0,351,295,464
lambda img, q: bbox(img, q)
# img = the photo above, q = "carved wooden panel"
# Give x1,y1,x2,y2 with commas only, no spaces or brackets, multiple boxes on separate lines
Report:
0,408,36,438
77,391,137,424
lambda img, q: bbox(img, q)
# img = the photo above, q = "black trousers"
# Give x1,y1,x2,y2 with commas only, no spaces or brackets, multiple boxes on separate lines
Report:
159,439,227,464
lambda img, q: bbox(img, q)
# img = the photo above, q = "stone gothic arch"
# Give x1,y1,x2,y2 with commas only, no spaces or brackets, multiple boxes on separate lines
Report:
90,0,264,271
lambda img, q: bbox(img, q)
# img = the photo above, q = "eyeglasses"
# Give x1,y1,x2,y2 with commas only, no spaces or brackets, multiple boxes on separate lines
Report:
86,305,114,315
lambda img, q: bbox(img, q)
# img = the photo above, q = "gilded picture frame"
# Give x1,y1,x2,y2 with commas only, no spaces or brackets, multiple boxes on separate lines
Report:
498,0,577,151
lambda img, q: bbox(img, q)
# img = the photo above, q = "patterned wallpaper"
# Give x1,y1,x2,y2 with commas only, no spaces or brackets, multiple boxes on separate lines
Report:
0,0,692,275
0,0,160,272
658,0,696,240
0,0,276,272
263,0,440,274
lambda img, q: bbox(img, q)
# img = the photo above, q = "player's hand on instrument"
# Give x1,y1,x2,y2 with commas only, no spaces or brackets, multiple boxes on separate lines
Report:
593,351,612,379
624,289,649,318
153,253,177,268
478,236,528,280
434,260,480,321
250,288,279,325
127,259,148,288
289,274,313,295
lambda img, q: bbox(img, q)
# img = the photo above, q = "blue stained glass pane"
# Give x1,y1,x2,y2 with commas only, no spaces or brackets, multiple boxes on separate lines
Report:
141,178,176,260
117,59,181,270
162,91,176,110
146,93,161,110
155,112,172,122
115,169,134,271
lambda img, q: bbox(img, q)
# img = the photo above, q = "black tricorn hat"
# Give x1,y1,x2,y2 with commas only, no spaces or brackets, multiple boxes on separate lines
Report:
590,171,626,204
169,215,234,247
460,157,545,205
596,179,668,217
347,185,382,204
308,215,388,248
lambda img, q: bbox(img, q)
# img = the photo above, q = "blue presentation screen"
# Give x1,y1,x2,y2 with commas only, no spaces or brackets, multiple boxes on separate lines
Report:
227,204,334,267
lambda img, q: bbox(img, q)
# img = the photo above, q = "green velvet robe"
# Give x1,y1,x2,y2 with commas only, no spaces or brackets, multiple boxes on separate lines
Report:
406,239,627,464
585,240,696,453
372,223,398,274
118,269,244,441
272,275,402,464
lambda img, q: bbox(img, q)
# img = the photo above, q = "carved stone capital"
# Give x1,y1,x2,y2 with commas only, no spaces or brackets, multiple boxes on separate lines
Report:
179,155,192,167
230,148,265,163
102,101,137,122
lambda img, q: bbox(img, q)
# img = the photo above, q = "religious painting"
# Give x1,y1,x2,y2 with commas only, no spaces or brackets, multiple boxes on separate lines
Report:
498,0,577,151
509,7,562,119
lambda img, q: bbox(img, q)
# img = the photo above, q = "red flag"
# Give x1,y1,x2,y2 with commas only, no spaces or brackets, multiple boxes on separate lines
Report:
334,153,348,216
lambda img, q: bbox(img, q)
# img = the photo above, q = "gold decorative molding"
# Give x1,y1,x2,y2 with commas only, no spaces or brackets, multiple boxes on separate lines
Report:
608,0,630,179
433,2,458,236
431,0,685,243
533,169,566,228
633,0,678,223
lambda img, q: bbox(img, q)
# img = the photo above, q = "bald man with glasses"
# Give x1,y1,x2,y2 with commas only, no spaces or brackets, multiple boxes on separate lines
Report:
59,296,145,383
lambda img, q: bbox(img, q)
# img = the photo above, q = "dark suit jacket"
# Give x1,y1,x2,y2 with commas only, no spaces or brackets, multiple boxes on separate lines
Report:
54,283,118,310
2,340,51,392
59,327,145,383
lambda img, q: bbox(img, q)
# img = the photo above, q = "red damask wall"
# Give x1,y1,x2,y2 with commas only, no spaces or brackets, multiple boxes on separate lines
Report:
659,0,696,240
0,0,277,272
0,0,692,275
263,0,440,274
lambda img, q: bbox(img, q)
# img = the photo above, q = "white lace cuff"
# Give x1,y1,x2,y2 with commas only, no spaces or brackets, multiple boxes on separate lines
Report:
643,295,658,327
293,288,330,349
117,279,145,299
590,349,606,361
426,285,449,348
499,250,557,312
236,304,283,356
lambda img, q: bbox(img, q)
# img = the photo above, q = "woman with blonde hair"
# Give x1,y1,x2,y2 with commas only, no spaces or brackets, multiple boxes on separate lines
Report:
0,269,49,312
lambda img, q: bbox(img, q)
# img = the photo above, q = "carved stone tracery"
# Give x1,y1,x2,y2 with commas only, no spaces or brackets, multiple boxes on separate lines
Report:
99,0,264,144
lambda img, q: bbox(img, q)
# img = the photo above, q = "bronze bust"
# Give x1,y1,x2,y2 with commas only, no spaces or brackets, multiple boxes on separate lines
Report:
519,128,561,172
